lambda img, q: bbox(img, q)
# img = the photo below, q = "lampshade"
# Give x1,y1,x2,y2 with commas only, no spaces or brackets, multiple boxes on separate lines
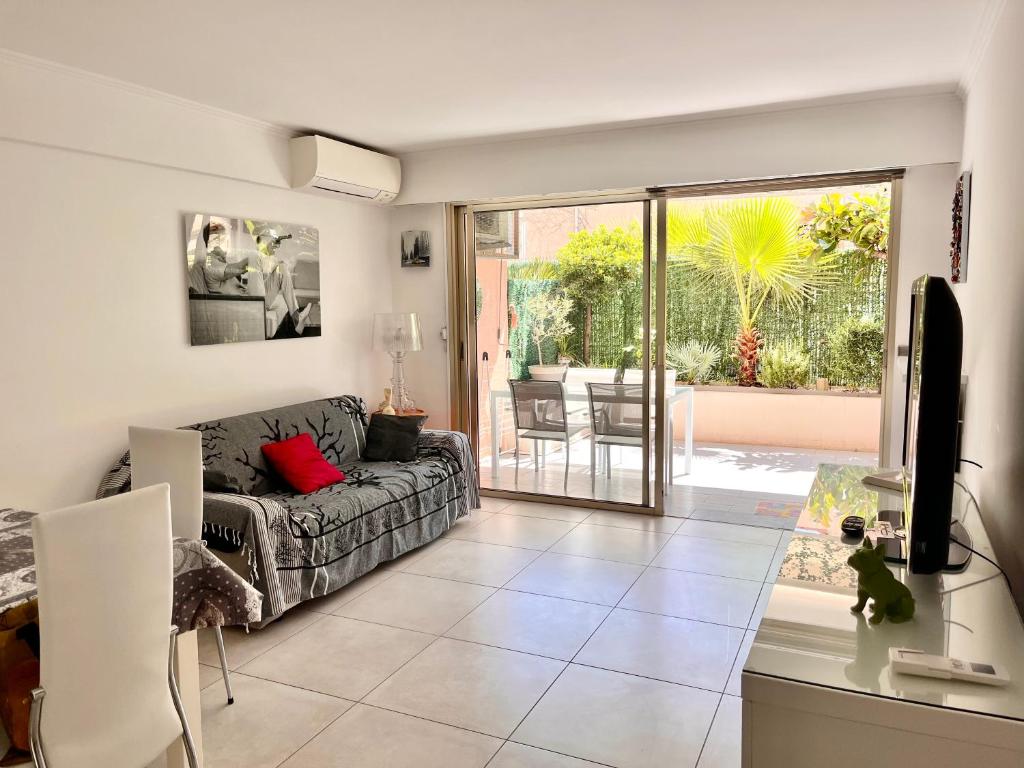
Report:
373,312,423,353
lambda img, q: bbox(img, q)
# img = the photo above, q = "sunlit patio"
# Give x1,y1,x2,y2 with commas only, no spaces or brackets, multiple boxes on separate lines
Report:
481,439,877,526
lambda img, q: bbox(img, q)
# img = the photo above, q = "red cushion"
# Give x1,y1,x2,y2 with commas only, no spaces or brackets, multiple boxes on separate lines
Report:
261,433,345,494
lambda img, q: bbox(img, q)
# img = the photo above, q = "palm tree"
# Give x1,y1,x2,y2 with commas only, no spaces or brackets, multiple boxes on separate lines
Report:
667,197,834,386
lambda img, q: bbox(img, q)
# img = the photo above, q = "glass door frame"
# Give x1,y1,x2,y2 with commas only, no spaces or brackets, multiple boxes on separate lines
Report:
447,192,667,514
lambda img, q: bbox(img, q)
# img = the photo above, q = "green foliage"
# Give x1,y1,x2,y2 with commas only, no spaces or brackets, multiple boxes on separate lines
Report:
557,224,643,364
505,191,889,390
668,198,836,332
759,342,811,389
666,340,722,384
507,278,559,377
524,291,573,366
507,259,560,280
557,224,643,300
667,197,837,384
803,191,890,281
825,317,885,390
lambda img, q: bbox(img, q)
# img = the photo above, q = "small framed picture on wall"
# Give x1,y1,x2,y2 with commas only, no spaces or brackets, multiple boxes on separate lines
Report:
401,230,431,267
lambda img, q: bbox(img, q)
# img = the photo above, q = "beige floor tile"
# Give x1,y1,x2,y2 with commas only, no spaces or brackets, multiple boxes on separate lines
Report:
198,609,325,670
237,615,433,699
442,509,496,537
504,551,644,606
446,590,610,660
490,742,604,767
302,567,395,614
198,662,225,691
478,496,513,513
280,703,501,768
747,583,773,629
200,674,350,768
651,535,776,581
582,509,684,534
698,695,742,768
576,608,744,690
620,568,760,627
365,637,565,738
381,536,453,571
678,519,782,547
335,572,495,634
725,630,756,697
513,664,719,768
403,539,540,587
550,524,671,565
450,514,578,550
500,501,594,522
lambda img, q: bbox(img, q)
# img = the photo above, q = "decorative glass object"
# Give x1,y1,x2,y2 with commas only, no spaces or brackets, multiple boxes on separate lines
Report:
373,313,423,412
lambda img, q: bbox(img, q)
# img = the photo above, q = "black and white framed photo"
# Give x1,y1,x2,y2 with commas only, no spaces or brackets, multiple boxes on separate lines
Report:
185,213,321,346
401,230,431,267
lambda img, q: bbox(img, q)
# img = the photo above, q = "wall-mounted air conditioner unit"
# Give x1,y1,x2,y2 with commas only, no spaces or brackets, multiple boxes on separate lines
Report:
290,135,401,203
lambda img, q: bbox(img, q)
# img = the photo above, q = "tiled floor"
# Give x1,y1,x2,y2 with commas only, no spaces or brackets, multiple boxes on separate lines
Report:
198,495,794,767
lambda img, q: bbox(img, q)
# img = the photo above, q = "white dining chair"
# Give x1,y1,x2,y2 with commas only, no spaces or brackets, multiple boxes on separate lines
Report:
586,382,648,494
130,425,235,705
29,484,199,768
508,379,589,494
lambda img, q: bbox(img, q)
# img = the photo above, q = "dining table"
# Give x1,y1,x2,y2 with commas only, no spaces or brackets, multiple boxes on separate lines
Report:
0,507,263,767
488,382,695,482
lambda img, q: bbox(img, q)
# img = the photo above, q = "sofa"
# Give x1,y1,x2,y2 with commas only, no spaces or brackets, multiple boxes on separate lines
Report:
98,395,479,623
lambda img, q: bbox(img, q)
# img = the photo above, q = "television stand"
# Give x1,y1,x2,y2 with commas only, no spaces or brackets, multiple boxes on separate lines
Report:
742,463,1024,768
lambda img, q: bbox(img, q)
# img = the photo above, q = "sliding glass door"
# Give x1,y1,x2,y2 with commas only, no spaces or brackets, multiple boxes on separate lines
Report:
449,171,901,515
452,196,666,511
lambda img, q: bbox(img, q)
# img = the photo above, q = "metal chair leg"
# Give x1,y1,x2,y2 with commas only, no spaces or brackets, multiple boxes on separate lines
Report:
514,438,520,486
168,629,200,768
562,434,570,495
29,687,47,768
590,438,596,496
605,445,612,480
214,625,235,705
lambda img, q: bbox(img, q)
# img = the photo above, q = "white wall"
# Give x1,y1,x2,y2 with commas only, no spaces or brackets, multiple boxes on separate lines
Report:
397,93,964,204
955,0,1024,610
387,204,451,428
0,55,392,511
884,163,962,463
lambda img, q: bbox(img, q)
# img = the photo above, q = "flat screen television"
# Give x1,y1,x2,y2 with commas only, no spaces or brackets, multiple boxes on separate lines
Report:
902,274,968,573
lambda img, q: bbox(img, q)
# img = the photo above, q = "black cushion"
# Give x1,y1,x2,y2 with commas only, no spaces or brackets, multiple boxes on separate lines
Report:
363,414,426,462
203,469,242,493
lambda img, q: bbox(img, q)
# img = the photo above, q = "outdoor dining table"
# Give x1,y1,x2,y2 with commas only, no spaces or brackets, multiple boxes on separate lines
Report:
488,382,695,483
0,507,263,767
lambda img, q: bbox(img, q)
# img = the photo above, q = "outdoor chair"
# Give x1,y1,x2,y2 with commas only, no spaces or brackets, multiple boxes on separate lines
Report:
508,379,588,494
585,382,648,494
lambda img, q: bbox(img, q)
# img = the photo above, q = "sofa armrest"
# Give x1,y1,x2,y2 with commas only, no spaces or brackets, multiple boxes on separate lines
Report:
417,430,480,512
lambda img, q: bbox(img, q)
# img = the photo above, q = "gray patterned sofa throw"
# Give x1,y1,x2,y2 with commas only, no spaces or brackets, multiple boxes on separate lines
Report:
98,395,479,624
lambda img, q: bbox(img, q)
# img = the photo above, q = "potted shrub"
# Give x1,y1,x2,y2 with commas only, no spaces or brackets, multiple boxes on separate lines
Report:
666,340,722,384
760,342,812,389
524,292,574,380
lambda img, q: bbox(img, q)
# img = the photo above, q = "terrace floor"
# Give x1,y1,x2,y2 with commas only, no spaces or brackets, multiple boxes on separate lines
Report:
481,440,878,526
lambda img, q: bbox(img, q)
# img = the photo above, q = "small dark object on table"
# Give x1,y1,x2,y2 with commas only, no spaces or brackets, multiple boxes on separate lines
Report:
841,515,865,538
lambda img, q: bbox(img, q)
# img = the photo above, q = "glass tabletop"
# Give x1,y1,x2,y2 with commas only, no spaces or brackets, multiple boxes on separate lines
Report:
745,464,1024,723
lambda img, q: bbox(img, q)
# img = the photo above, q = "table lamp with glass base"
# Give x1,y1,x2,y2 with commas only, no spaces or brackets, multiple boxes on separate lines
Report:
373,312,423,415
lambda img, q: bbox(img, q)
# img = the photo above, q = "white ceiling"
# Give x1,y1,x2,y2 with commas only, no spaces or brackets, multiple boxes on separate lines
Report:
0,0,995,152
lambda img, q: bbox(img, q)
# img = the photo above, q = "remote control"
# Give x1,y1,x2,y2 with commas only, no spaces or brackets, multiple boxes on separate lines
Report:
889,648,1010,687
